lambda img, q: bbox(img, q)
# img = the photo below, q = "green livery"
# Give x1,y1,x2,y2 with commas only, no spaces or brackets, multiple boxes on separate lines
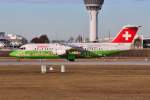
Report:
9,50,120,61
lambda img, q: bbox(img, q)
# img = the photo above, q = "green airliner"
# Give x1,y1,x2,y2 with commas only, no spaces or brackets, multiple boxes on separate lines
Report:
10,25,140,61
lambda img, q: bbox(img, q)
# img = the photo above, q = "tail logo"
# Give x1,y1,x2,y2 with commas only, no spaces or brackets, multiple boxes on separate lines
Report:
122,31,132,41
111,25,139,43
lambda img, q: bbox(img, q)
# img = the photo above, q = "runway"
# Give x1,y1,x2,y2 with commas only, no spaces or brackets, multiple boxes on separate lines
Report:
0,58,150,100
0,58,150,66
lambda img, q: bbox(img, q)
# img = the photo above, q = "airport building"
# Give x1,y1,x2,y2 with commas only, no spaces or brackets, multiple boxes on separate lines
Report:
143,38,150,48
0,32,28,48
84,0,104,42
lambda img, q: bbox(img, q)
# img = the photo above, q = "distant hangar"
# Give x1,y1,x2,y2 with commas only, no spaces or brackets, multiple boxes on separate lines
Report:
143,38,150,48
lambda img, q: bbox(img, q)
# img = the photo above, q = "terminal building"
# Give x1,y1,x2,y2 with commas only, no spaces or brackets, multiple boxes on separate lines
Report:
0,32,28,48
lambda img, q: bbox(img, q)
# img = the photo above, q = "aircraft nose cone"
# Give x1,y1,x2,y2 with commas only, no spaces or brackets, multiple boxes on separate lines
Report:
9,51,17,57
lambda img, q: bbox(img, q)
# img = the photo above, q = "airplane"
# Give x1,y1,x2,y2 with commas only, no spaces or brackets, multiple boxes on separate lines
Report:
9,25,140,61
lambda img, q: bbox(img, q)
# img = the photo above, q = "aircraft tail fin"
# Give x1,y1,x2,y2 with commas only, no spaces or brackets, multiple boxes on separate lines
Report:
111,25,140,43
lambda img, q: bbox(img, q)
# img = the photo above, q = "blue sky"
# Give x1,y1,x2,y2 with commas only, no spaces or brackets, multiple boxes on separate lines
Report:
0,0,149,40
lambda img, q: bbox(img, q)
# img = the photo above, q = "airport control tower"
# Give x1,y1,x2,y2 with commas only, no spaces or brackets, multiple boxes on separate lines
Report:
84,0,104,42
